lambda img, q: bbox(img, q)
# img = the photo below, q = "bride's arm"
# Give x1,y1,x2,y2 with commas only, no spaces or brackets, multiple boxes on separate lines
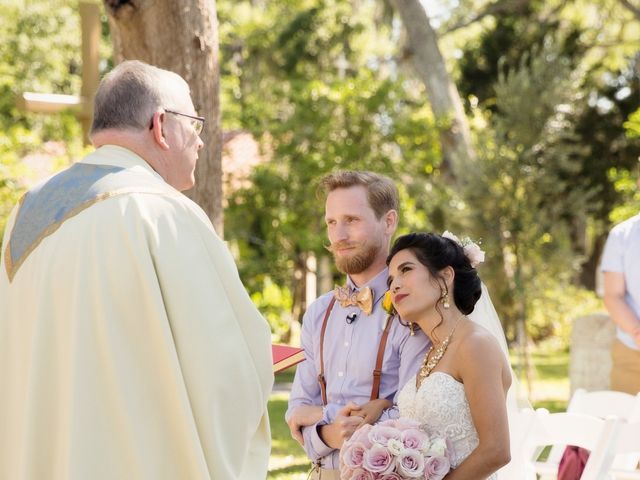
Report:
444,333,511,479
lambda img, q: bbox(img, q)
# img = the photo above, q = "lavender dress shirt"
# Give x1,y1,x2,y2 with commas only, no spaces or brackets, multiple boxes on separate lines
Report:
286,268,429,469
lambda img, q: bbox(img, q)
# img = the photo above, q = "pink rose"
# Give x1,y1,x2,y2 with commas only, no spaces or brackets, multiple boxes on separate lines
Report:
397,449,425,478
379,473,402,480
423,455,451,480
400,428,429,450
349,468,375,480
378,419,398,428
351,424,374,448
395,418,421,431
363,445,395,475
341,441,366,469
368,426,401,446
339,464,353,480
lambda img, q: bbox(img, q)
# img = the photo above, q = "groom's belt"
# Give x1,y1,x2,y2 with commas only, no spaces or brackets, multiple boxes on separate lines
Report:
310,467,340,480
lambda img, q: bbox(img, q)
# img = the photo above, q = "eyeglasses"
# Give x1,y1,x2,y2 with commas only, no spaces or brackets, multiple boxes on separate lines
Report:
165,109,205,135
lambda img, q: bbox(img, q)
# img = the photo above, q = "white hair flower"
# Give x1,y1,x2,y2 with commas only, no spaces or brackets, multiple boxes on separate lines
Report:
442,230,485,268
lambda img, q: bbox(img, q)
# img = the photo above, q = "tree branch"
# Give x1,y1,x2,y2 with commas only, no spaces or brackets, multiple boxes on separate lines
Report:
618,0,640,20
442,0,532,35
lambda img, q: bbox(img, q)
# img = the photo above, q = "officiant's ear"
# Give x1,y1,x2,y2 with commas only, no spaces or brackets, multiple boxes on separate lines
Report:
150,111,170,150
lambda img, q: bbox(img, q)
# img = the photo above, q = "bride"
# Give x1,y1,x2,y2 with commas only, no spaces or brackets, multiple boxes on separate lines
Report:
387,232,511,479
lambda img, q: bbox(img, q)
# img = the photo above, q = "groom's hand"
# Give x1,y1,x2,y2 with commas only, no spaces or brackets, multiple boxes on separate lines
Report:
319,402,364,448
350,398,393,425
287,405,324,446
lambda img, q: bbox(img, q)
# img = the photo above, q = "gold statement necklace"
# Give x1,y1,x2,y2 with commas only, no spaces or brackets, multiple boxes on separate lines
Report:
417,317,462,385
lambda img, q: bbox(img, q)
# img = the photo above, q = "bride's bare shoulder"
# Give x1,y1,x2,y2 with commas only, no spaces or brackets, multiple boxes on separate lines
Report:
456,323,508,367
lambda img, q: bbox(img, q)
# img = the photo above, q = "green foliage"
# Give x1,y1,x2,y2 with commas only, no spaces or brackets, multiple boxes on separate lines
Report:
527,281,603,343
624,108,640,139
0,0,98,241
461,41,593,339
251,278,294,340
220,0,443,330
608,166,640,224
458,3,585,109
454,2,640,342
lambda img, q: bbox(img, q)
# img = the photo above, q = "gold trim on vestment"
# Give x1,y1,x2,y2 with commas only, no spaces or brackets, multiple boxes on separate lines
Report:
4,188,180,283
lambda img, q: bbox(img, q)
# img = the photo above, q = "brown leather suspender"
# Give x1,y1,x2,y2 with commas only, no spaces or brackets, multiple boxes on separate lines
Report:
317,297,394,405
317,297,336,405
371,315,393,400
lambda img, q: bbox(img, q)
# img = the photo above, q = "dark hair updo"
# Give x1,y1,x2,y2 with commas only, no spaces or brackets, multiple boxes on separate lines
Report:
386,232,482,314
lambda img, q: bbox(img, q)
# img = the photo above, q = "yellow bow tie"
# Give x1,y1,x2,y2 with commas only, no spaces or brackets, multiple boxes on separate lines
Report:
333,285,374,315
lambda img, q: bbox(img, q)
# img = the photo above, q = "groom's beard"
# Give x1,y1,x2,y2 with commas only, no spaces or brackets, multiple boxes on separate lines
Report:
327,240,382,275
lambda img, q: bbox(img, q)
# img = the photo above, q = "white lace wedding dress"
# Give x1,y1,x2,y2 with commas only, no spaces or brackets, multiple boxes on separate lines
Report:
397,371,498,480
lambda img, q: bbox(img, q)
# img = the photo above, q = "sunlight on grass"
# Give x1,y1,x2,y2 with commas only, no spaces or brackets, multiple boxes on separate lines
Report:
268,392,310,479
511,347,570,412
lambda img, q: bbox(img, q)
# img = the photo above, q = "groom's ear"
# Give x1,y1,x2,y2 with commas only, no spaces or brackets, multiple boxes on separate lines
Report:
382,209,398,234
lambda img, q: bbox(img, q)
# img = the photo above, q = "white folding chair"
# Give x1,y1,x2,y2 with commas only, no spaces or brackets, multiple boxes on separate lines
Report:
498,407,540,479
515,408,621,480
537,389,640,479
602,420,640,480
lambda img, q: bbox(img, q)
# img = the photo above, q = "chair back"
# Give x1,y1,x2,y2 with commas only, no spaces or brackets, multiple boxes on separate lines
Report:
544,389,640,471
601,420,640,479
498,407,539,479
521,409,621,480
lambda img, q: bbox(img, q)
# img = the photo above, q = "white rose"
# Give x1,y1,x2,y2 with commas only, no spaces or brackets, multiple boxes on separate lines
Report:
420,440,432,454
387,438,404,456
428,438,447,457
463,242,485,267
442,231,461,244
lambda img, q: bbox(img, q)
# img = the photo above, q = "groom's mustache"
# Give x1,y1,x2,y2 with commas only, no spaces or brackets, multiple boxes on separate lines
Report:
325,241,362,254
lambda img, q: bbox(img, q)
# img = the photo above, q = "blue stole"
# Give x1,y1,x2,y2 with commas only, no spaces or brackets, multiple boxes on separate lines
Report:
4,162,172,282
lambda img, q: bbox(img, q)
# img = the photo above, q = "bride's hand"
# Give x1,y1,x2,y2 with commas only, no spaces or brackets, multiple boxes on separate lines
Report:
349,398,393,425
319,402,364,448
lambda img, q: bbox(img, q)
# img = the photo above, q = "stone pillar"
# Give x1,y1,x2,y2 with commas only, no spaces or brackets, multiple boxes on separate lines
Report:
569,313,616,394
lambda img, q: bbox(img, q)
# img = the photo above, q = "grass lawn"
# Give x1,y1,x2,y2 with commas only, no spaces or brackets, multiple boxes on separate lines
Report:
267,392,310,479
267,345,571,478
268,369,309,479
513,346,570,412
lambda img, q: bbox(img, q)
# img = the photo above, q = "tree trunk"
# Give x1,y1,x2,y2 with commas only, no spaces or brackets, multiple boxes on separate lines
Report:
103,0,223,236
392,0,475,181
579,232,608,291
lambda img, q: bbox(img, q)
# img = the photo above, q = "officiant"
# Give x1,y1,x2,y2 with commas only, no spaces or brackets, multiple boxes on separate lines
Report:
0,60,273,480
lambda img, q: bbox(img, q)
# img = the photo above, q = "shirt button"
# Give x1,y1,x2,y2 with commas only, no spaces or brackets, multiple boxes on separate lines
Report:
338,371,344,377
344,342,349,347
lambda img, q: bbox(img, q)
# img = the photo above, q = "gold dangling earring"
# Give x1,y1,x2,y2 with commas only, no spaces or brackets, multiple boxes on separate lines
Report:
409,321,416,336
442,291,450,309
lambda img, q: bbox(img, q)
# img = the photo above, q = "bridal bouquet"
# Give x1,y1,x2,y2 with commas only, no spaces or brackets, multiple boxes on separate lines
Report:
340,418,451,480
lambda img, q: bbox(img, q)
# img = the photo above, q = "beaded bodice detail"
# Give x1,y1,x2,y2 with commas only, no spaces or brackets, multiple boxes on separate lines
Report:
397,372,496,478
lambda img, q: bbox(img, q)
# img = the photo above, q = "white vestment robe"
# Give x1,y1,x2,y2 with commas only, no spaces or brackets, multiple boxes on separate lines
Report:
0,145,273,480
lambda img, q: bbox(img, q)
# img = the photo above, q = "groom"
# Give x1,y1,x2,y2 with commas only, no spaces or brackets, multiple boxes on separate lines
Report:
286,171,428,479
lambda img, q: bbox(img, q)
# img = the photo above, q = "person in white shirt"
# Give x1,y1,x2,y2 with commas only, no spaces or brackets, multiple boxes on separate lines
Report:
602,195,640,394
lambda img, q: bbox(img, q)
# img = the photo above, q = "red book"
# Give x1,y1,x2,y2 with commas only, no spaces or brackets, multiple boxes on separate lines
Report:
272,344,305,373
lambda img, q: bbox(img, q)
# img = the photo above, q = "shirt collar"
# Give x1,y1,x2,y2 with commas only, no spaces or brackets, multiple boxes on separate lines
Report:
80,145,165,183
346,267,389,297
